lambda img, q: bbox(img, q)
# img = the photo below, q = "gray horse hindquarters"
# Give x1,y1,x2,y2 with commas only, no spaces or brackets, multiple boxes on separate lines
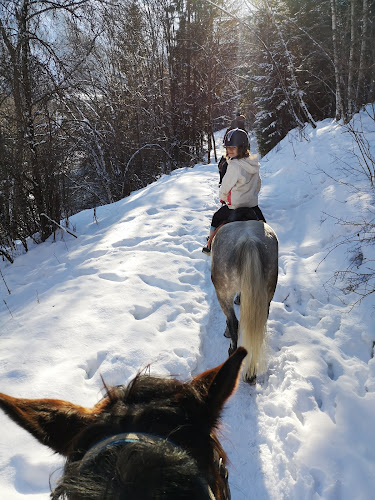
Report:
211,221,278,381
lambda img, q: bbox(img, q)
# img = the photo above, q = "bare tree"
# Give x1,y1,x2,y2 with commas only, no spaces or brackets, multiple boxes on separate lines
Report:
330,0,345,121
347,0,357,119
356,0,370,108
263,0,317,129
0,0,99,248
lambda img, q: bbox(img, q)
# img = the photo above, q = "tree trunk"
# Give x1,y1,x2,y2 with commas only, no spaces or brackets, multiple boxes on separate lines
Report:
347,0,357,120
356,0,369,106
211,129,217,163
330,0,345,121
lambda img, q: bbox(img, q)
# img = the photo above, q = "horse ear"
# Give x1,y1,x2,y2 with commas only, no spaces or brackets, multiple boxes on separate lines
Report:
0,393,101,455
192,347,247,417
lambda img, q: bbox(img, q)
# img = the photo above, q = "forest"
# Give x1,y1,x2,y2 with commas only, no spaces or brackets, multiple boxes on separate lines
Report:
0,0,374,262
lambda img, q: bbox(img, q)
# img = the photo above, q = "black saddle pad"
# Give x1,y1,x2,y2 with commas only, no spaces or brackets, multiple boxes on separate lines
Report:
228,207,260,222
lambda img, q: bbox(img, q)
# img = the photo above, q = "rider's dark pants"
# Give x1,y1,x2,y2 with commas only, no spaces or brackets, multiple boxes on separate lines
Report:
211,205,266,229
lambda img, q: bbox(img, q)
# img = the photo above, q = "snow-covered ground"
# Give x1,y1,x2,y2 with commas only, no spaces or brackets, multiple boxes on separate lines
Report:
1,108,375,499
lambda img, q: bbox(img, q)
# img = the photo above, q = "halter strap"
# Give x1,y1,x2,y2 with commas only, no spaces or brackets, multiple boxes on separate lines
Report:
79,432,226,500
80,432,156,467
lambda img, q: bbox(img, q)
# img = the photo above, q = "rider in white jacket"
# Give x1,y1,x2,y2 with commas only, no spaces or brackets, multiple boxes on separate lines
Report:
219,154,261,209
202,128,265,254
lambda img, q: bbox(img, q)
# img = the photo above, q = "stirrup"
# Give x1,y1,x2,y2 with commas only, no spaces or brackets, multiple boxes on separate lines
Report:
202,246,211,255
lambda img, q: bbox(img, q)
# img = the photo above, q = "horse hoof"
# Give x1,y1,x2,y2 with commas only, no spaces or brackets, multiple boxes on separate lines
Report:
245,374,256,385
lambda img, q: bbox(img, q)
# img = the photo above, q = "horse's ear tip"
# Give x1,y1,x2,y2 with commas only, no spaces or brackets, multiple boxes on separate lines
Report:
237,347,247,355
232,347,247,358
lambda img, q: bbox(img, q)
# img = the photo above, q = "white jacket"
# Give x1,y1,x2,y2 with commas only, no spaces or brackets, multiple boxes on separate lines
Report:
219,155,261,209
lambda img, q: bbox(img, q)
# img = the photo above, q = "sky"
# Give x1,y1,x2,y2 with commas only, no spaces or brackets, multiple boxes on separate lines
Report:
0,107,375,499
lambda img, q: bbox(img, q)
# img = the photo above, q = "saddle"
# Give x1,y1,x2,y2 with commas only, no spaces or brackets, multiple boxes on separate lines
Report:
205,208,264,252
228,207,263,222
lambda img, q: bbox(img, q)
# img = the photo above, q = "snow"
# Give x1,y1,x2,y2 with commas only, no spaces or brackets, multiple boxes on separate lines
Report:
1,107,375,499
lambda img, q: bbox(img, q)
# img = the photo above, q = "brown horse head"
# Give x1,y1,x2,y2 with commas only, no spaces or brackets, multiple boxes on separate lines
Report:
0,348,247,499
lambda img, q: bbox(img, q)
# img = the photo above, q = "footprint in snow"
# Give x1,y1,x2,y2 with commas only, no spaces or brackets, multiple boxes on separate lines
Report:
72,266,98,277
98,273,127,282
162,204,180,211
325,356,343,381
86,249,108,259
146,207,158,215
130,302,165,320
80,350,108,379
174,347,193,359
139,274,193,292
112,236,150,248
178,272,201,285
80,235,102,246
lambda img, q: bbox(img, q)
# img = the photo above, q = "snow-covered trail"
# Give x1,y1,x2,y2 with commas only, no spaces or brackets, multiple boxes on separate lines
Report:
190,167,268,499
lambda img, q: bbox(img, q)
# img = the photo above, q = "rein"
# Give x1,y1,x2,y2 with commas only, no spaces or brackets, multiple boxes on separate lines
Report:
79,432,230,500
207,223,227,250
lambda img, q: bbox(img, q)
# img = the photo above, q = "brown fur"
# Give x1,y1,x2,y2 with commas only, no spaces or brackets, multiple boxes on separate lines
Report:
0,348,247,499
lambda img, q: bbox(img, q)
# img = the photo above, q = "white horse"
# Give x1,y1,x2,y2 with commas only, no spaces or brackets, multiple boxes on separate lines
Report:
211,220,278,382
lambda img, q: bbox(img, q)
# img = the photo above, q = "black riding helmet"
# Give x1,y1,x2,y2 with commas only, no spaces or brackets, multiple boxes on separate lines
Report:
224,128,250,150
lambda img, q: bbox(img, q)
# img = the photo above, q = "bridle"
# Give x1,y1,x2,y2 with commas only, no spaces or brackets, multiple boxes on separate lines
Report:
79,432,230,500
213,448,231,500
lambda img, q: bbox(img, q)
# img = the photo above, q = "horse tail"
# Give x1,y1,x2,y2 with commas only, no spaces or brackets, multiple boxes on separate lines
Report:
238,238,268,380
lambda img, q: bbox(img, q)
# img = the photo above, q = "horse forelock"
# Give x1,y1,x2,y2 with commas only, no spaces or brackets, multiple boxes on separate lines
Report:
53,437,216,500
